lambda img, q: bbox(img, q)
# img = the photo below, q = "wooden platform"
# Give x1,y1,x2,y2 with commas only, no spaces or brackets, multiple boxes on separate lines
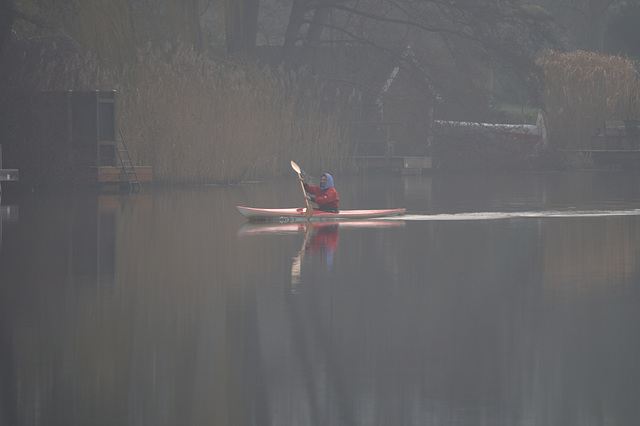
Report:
0,169,19,193
567,150,640,167
0,169,19,182
97,166,152,184
0,204,18,221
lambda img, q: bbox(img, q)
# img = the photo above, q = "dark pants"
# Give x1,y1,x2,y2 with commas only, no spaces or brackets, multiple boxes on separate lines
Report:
318,207,339,213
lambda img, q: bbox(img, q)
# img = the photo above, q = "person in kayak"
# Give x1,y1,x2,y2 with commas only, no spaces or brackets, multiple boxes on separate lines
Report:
301,173,340,213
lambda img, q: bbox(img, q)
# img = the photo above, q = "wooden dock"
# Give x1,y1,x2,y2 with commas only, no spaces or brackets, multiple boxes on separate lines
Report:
97,166,152,185
569,150,640,167
0,143,19,192
0,169,18,183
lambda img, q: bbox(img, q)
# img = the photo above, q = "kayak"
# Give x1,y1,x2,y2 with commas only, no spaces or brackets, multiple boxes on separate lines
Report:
236,206,406,222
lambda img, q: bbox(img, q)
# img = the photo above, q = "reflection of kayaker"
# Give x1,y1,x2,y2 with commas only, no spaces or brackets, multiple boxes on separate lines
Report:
306,224,339,252
236,220,405,236
305,224,339,267
291,222,313,292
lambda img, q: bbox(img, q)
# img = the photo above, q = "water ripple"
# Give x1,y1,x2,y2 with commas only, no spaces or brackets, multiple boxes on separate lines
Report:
396,209,640,221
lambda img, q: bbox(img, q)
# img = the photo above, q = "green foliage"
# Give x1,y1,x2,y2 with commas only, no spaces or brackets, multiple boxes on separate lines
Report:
493,103,539,125
538,50,640,150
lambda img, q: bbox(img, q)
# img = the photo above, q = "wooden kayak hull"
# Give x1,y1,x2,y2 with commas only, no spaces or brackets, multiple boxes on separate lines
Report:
236,206,406,222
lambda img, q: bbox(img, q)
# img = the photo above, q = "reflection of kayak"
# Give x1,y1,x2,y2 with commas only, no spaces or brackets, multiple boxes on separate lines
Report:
238,220,405,236
236,206,406,222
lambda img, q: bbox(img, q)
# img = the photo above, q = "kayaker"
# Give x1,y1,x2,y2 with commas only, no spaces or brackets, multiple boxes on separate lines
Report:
301,173,340,213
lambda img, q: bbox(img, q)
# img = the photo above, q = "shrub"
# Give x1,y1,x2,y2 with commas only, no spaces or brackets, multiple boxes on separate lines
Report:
538,50,640,150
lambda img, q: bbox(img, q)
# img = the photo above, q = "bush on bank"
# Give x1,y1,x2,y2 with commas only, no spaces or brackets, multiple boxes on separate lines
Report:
430,50,640,173
538,50,640,151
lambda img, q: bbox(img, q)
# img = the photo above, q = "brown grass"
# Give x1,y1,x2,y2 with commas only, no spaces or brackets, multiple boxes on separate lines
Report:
538,50,640,150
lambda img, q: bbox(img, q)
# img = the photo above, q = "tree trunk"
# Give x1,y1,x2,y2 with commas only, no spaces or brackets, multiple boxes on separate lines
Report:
0,0,12,55
225,0,260,56
306,5,331,48
169,0,205,53
282,0,309,63
188,0,204,53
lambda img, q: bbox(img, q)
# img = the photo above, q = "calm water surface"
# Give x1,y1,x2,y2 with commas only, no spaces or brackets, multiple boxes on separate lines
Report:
1,171,640,425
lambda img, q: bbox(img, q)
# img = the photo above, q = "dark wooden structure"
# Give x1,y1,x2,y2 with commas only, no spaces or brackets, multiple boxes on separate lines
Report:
1,90,151,189
350,120,432,174
98,164,152,185
573,150,640,168
579,120,640,167
594,120,640,150
0,145,19,193
73,90,152,189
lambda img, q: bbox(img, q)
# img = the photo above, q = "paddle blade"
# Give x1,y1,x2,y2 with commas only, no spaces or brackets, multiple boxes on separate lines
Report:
292,160,313,219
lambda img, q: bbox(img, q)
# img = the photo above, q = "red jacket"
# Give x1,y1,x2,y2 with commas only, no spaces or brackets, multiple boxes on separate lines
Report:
304,184,339,210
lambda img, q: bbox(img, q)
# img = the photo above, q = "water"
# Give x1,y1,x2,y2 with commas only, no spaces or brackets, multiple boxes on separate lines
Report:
2,171,640,425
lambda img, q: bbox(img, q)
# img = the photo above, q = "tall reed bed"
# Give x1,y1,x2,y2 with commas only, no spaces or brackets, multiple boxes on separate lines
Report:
538,50,640,150
115,44,349,184
1,35,349,185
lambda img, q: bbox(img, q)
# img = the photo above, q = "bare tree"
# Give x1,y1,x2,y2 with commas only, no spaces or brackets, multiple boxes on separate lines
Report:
182,0,205,53
224,0,260,55
0,0,13,54
536,0,615,51
277,0,560,109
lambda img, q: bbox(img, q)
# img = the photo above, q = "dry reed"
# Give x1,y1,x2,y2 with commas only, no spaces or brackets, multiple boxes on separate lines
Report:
1,35,350,185
114,44,349,184
538,50,640,150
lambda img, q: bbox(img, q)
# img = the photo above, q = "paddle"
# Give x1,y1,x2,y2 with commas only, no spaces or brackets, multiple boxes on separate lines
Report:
291,160,314,219
290,222,314,292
